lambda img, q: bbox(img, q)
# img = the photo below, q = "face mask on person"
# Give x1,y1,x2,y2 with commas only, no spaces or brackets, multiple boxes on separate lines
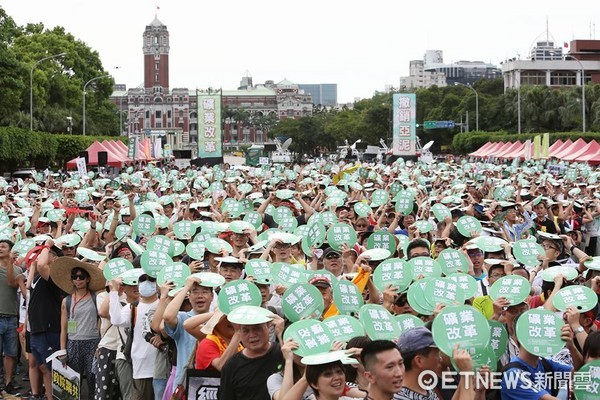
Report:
138,281,157,298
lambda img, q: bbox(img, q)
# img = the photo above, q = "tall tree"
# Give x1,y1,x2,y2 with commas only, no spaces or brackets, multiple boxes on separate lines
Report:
8,12,117,135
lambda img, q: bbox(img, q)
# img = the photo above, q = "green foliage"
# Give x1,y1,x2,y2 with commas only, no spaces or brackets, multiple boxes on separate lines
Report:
0,6,118,135
452,131,600,154
0,126,126,170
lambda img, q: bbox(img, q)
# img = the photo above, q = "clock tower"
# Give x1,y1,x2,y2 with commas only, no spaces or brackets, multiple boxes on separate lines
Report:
143,15,169,93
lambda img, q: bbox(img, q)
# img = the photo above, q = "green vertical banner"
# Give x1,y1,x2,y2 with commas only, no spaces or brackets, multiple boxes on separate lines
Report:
197,91,223,158
541,133,549,159
392,93,416,157
533,135,541,160
127,136,138,160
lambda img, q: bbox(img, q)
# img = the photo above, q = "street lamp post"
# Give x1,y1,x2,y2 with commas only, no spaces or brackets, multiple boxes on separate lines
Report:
516,70,521,134
455,82,479,131
571,57,586,133
119,96,124,135
30,52,66,131
82,74,110,136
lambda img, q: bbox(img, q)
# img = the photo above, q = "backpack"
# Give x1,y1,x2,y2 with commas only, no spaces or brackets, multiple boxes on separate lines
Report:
489,358,559,400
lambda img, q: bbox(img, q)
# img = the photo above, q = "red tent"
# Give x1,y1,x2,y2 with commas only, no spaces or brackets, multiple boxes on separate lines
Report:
496,141,523,158
65,141,128,169
102,140,130,161
582,153,600,165
564,140,600,162
548,139,564,154
469,142,493,157
549,139,572,158
503,142,526,159
479,142,506,157
553,138,587,160
575,141,600,162
114,141,129,155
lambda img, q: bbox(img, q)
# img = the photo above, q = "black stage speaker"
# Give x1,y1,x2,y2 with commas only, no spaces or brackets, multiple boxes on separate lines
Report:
79,151,89,164
98,151,108,166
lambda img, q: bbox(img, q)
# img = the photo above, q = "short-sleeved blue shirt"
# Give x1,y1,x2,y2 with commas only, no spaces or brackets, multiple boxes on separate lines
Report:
500,356,572,400
164,311,196,386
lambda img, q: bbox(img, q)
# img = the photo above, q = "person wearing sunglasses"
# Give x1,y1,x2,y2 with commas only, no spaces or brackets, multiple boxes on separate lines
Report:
50,258,105,399
322,248,344,277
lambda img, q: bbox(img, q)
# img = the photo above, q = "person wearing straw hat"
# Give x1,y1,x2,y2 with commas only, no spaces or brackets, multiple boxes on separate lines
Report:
193,309,243,371
52,257,104,397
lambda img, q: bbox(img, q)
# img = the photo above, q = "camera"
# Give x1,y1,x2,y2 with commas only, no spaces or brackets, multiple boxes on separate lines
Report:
144,332,167,352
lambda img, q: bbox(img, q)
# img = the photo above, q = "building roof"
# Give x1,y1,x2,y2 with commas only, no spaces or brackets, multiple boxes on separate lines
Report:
277,78,296,86
222,86,276,97
110,90,128,97
148,15,165,27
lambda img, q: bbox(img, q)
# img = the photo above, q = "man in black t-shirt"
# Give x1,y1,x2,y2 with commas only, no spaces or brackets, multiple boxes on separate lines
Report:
28,241,64,399
218,307,283,400
533,200,558,234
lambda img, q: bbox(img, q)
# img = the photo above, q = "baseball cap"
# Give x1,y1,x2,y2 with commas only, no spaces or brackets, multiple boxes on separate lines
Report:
397,327,437,354
322,247,341,259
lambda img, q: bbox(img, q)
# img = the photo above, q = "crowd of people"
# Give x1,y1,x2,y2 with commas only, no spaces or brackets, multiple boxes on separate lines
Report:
0,155,599,400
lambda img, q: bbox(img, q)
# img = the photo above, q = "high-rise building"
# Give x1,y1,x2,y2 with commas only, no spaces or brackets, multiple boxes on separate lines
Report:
399,60,446,89
297,84,338,107
399,49,501,89
530,40,563,61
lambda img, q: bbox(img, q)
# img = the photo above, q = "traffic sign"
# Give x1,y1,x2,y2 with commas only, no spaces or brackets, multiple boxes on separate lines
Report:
423,121,455,130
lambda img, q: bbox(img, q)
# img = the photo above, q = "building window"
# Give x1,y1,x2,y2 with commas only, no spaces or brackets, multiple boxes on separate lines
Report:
520,71,546,86
167,110,171,119
145,111,150,118
155,73,159,82
155,62,159,70
156,110,162,119
156,122,162,128
550,71,577,86
153,36,158,44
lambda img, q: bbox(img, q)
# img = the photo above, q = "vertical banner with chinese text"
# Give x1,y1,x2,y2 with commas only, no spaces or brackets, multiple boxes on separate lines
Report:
127,136,138,160
392,93,416,157
197,91,223,159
